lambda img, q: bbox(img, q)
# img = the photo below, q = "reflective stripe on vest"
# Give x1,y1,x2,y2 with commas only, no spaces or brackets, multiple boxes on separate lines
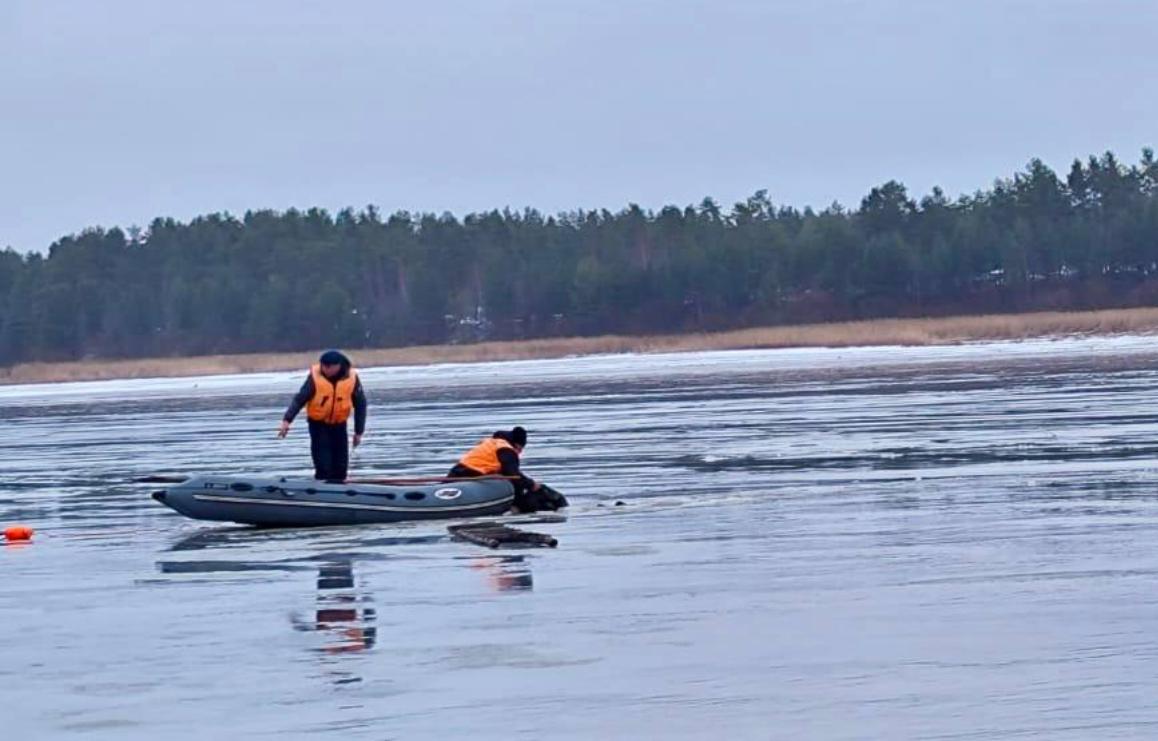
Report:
457,437,515,475
306,364,358,424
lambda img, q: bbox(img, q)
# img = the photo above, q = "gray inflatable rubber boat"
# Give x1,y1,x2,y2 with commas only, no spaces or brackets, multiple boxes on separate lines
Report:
152,475,517,526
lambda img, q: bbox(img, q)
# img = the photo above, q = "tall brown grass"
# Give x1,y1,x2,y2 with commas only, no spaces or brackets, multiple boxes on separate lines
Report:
4,307,1158,385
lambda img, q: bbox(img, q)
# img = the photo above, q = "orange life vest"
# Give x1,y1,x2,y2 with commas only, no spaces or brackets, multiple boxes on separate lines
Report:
458,437,516,475
306,364,358,424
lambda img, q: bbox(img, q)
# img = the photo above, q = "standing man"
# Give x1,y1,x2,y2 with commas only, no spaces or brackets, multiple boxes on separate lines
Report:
279,350,367,482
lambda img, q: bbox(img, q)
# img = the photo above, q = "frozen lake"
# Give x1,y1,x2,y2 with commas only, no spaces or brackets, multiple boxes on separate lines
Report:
4,335,1158,739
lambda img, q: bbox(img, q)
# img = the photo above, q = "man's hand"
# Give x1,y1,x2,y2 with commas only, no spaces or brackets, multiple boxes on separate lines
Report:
277,420,291,438
352,433,363,448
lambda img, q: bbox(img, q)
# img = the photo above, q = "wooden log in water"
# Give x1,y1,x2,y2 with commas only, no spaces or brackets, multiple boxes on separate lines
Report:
448,523,558,549
451,528,503,548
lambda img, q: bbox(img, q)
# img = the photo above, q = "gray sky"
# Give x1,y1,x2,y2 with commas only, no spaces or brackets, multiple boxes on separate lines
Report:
2,0,1156,252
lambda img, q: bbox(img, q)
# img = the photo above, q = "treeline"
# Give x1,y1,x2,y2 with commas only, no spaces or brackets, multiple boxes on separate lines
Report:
2,149,1157,365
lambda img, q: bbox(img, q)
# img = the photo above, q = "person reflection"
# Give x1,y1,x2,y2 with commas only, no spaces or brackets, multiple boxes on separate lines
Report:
470,555,533,592
292,559,377,658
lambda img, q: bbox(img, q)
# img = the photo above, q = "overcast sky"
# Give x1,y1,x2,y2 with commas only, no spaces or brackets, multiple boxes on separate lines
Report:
2,0,1156,252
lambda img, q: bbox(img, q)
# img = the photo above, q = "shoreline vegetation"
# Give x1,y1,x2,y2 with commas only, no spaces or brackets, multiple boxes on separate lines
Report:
4,307,1158,386
3,149,1157,369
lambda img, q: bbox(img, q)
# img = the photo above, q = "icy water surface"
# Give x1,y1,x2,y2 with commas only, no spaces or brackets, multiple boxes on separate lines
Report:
4,336,1158,739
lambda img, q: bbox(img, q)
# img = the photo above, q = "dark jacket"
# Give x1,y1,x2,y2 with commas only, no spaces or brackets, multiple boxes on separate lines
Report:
490,430,527,480
283,354,367,434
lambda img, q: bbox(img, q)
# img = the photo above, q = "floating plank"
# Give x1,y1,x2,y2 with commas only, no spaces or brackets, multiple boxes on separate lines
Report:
448,523,558,549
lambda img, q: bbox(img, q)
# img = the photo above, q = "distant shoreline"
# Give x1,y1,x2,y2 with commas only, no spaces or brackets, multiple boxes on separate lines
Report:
4,307,1158,386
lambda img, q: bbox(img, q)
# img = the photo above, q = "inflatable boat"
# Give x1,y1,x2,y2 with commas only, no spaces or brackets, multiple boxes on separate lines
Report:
151,475,517,527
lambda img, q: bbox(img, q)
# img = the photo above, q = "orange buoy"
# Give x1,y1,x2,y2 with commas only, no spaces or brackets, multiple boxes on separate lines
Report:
4,526,34,542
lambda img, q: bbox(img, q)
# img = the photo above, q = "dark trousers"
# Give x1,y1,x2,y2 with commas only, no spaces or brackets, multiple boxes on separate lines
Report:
447,463,480,479
309,420,349,481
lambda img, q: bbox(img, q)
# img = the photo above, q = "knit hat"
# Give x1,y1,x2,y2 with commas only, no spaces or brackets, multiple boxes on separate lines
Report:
319,350,345,366
510,426,528,448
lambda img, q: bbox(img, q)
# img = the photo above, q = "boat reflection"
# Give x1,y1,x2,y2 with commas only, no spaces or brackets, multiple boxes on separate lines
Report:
157,528,533,690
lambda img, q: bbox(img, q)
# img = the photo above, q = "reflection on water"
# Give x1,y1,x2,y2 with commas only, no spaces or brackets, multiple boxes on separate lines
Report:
289,559,378,688
157,526,535,690
9,338,1158,738
310,561,378,657
468,555,534,593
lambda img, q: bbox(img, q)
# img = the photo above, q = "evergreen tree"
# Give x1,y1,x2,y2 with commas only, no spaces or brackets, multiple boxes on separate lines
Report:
2,149,1158,366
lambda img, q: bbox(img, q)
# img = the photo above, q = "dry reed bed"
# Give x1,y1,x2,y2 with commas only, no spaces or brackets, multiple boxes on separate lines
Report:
5,307,1158,386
